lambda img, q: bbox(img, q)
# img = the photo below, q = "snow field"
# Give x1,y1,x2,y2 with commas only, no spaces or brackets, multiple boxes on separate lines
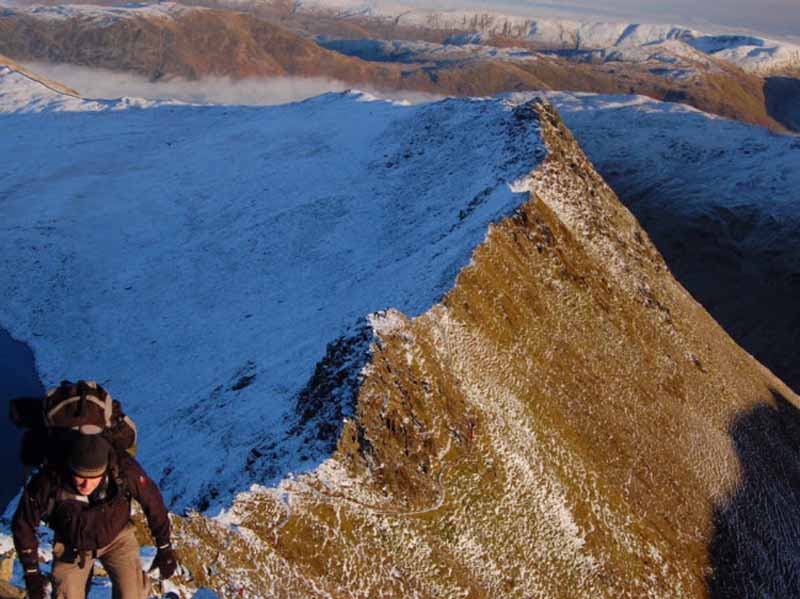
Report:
0,67,544,510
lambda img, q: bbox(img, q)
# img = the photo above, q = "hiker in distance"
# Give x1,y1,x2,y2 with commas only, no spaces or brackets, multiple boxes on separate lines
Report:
12,434,178,599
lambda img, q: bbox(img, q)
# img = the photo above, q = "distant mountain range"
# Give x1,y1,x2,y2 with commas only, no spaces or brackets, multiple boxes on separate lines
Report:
260,0,800,74
1,1,799,132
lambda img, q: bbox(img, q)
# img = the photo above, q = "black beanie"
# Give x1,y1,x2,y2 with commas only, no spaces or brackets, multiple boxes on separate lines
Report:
68,434,111,478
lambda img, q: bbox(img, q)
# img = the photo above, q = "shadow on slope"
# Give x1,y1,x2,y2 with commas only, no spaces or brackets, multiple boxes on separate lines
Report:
708,390,800,597
237,322,373,508
618,195,800,394
552,96,800,393
764,77,800,133
0,328,44,513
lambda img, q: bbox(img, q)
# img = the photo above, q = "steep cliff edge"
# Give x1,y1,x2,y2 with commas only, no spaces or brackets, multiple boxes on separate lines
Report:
164,100,800,598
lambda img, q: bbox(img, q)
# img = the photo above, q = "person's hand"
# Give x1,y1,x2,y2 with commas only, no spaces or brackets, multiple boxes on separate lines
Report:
149,544,177,579
23,570,48,599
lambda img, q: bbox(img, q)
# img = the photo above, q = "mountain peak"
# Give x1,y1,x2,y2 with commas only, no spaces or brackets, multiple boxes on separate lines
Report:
158,97,799,596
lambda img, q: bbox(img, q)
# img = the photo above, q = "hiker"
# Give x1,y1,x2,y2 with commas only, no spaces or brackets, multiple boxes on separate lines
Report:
12,434,177,599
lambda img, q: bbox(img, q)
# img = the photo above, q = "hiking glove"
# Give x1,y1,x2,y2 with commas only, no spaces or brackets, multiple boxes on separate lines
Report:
23,570,47,599
150,544,177,579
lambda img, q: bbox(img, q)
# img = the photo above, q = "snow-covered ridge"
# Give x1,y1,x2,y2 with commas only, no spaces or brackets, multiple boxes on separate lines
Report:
0,68,544,510
0,1,191,24
288,0,800,73
0,66,174,111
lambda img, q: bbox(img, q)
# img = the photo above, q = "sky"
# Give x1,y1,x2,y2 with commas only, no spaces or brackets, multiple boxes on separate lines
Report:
407,0,800,41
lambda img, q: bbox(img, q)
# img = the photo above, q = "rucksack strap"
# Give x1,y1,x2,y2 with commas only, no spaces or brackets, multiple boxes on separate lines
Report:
109,461,131,501
122,415,138,447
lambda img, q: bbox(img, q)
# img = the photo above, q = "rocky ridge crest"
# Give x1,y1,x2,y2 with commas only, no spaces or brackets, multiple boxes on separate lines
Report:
161,99,800,598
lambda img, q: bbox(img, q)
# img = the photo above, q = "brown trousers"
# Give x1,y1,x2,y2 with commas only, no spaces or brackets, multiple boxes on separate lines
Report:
51,525,150,599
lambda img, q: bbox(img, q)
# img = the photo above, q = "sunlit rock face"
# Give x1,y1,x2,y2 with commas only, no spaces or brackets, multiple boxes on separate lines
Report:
168,101,799,598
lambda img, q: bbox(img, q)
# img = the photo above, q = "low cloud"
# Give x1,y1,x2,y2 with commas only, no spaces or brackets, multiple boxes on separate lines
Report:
22,62,442,106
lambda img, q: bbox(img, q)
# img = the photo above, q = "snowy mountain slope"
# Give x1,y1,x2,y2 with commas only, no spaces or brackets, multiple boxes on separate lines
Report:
542,91,800,393
0,65,543,510
433,17,800,74
8,0,189,21
0,65,167,112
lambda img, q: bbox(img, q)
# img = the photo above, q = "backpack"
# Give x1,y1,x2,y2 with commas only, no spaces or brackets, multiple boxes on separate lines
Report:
10,380,138,469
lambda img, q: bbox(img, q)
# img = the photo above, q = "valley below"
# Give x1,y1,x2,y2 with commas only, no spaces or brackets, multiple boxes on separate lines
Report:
0,328,40,511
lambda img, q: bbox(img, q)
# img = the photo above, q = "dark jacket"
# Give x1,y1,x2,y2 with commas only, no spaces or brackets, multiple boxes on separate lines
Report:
12,452,170,569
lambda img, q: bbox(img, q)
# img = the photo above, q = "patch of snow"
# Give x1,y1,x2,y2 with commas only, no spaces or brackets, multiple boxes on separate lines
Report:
2,1,191,23
367,309,407,337
0,531,13,553
695,39,800,73
0,67,176,113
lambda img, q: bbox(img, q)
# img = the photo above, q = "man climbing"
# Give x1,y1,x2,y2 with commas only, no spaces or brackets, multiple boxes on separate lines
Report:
12,434,177,599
